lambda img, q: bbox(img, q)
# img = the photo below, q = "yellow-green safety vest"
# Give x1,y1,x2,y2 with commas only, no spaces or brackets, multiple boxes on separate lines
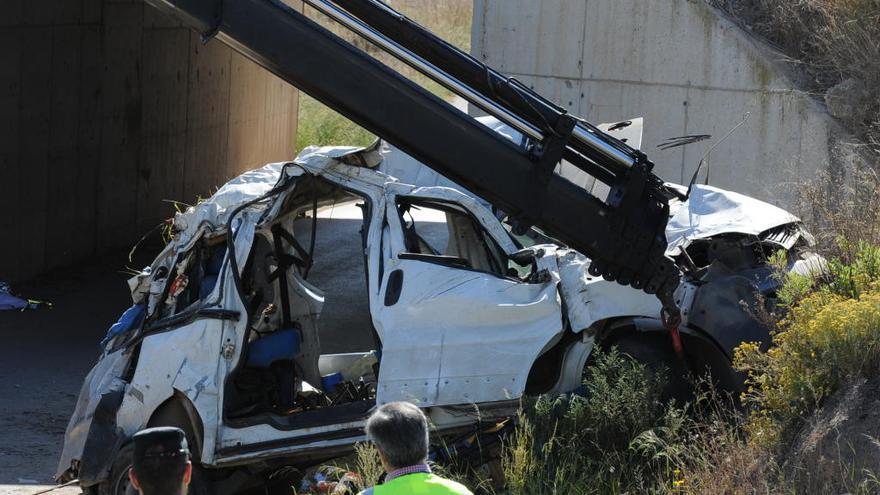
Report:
371,473,473,495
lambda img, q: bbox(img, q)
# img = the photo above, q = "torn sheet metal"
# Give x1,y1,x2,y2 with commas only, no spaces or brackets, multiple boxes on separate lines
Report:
60,138,822,486
172,162,289,244
555,249,661,333
56,349,131,482
665,184,801,255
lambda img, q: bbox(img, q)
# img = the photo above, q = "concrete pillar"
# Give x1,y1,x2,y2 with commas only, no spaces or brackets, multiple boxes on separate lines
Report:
0,0,300,282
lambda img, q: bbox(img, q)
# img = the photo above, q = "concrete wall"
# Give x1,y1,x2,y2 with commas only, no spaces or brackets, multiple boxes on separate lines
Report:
472,0,844,207
0,1,300,282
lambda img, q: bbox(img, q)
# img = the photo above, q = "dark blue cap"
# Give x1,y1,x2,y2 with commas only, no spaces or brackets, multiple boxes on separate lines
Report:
132,427,190,467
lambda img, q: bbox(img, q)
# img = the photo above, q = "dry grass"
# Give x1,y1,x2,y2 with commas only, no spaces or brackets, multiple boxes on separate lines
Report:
707,0,880,260
296,1,473,151
708,0,880,156
791,163,880,257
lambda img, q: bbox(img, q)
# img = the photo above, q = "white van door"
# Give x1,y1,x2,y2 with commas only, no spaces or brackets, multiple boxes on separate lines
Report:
373,185,564,407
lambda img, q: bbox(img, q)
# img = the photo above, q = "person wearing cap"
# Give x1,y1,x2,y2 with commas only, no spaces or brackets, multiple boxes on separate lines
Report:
128,426,193,495
358,402,472,495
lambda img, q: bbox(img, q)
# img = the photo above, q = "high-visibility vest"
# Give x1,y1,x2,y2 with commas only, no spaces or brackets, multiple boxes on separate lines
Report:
371,473,473,495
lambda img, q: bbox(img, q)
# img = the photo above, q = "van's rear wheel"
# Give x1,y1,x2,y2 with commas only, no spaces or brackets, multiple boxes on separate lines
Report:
602,332,693,403
99,443,136,495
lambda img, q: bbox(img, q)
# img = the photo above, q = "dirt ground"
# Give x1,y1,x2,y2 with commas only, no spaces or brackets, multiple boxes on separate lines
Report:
786,376,880,491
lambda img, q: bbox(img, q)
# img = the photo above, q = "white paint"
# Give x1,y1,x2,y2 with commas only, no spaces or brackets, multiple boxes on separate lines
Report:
666,183,799,255
556,248,662,332
55,348,130,480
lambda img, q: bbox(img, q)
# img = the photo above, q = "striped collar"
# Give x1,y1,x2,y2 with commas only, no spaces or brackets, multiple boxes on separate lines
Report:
384,463,432,483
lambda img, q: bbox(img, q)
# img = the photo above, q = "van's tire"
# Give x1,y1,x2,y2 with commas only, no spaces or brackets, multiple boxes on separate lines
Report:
97,442,208,495
602,332,693,403
97,397,209,495
98,443,136,495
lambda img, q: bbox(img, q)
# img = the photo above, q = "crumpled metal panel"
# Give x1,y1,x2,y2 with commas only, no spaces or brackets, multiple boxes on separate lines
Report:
172,162,289,244
58,141,820,478
555,248,661,333
56,349,131,481
666,184,800,254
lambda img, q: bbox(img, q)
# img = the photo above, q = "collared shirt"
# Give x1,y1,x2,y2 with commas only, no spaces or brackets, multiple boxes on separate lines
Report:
384,463,432,483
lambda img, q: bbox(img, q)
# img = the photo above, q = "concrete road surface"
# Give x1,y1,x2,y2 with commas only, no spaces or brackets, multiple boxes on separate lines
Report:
0,248,140,486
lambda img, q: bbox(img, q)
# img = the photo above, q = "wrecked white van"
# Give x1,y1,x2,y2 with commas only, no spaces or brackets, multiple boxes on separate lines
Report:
58,143,821,494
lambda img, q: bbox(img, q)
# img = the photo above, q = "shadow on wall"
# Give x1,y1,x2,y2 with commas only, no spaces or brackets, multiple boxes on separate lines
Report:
0,0,300,283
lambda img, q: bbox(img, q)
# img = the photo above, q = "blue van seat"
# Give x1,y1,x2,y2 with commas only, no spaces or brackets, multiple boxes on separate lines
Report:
246,327,301,367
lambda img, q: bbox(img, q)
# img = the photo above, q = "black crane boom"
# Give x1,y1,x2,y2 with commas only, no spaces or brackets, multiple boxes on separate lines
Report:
146,0,683,316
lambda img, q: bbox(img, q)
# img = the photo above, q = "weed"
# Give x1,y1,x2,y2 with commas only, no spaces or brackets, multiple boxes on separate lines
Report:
296,0,473,152
500,348,679,494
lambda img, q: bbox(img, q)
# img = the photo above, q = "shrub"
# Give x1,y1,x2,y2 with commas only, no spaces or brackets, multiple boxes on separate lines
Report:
736,243,880,436
768,249,816,308
502,348,682,494
825,241,880,299
501,351,789,495
325,243,880,494
792,166,880,257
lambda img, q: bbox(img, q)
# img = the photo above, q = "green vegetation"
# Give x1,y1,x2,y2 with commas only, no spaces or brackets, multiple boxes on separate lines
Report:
296,0,473,152
296,95,376,152
737,242,880,435
501,246,880,493
502,349,673,494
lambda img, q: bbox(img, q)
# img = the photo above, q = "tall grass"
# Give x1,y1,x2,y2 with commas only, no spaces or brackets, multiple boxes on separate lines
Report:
501,349,674,494
321,338,877,494
296,1,474,151
324,350,782,494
